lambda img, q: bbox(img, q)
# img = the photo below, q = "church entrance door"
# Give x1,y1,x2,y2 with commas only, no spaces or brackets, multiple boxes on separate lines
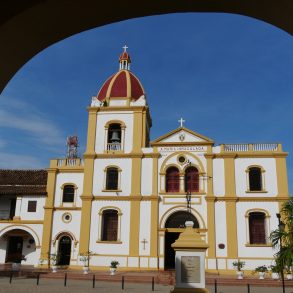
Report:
6,236,23,263
164,232,180,269
164,210,200,270
57,236,71,265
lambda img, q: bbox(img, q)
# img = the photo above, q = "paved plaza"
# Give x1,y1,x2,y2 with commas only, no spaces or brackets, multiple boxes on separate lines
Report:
0,277,292,293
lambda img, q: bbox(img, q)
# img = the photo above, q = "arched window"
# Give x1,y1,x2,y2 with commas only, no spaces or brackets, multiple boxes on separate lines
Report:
248,167,262,191
249,212,266,244
62,185,75,203
106,167,119,190
101,209,118,241
185,166,199,193
166,167,180,193
107,123,121,151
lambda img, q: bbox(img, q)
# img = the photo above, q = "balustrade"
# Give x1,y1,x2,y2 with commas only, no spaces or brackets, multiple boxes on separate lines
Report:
222,143,279,152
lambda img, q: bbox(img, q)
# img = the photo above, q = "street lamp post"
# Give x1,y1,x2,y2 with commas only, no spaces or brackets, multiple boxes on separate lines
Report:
276,213,285,293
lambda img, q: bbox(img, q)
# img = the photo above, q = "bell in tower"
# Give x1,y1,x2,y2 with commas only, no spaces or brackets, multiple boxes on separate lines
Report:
110,130,120,143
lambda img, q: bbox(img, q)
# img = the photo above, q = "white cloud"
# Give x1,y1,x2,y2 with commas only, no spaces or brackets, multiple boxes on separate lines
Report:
0,96,64,148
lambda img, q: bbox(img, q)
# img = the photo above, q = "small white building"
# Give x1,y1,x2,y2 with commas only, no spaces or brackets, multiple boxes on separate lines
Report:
0,48,290,273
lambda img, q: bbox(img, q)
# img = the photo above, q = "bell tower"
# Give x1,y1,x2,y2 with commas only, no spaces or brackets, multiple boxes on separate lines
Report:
79,47,152,255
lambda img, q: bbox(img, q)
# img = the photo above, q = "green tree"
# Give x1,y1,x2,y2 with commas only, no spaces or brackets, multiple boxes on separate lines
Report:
270,199,293,271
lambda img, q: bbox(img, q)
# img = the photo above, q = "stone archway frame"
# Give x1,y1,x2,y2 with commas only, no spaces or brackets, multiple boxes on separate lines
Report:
52,231,78,248
160,205,206,230
1,1,292,93
160,152,205,175
0,225,41,248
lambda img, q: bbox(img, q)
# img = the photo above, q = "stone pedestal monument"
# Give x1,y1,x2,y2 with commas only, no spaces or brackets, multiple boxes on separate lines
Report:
171,221,209,293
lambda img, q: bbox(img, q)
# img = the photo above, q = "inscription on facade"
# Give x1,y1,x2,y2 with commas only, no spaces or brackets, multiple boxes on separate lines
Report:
181,256,200,283
159,146,206,152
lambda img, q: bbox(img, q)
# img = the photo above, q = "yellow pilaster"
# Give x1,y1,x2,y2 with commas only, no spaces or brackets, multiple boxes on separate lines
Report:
79,107,97,254
41,162,58,262
223,154,238,258
150,150,159,257
205,152,216,258
128,108,146,256
276,155,290,211
129,156,142,256
276,156,289,197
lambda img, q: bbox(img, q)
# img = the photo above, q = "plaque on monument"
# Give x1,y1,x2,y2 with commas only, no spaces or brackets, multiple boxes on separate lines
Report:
181,256,200,283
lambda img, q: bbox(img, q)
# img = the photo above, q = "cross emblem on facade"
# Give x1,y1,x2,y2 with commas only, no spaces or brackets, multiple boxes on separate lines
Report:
178,118,185,128
122,45,128,52
141,238,148,250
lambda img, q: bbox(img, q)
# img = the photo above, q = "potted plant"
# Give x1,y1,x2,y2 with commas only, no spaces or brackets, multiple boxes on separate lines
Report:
232,260,245,279
254,265,268,279
12,255,26,271
110,260,119,275
79,251,92,274
270,264,281,280
38,258,45,268
50,253,58,273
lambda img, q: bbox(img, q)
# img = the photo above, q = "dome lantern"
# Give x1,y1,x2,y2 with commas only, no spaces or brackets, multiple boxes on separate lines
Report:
119,45,131,71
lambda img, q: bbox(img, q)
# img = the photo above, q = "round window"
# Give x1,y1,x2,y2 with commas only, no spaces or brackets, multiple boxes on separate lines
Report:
62,213,72,223
178,156,186,164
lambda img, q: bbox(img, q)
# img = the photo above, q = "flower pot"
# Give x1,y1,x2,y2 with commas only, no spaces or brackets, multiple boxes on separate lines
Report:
271,272,279,280
83,266,89,274
286,273,293,280
52,265,58,273
236,271,244,279
110,267,117,275
12,263,21,271
258,272,265,279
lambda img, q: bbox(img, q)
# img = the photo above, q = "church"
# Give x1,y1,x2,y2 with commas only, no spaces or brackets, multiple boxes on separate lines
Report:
0,47,290,273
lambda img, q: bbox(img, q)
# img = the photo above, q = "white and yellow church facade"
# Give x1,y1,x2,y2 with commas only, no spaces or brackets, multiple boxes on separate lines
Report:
0,48,290,273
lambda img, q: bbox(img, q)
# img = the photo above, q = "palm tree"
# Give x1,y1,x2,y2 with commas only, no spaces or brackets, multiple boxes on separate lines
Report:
270,199,293,271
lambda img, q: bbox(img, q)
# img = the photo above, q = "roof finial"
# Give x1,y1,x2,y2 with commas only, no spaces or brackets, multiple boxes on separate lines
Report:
178,118,185,128
119,45,131,71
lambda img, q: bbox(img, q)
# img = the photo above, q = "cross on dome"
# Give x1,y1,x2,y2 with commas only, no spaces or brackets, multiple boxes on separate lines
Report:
122,45,128,52
178,118,185,127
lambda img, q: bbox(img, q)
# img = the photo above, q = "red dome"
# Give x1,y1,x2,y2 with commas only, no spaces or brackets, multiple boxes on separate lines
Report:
97,69,145,101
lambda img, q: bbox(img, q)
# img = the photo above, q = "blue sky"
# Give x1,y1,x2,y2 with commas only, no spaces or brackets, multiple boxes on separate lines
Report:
0,13,292,193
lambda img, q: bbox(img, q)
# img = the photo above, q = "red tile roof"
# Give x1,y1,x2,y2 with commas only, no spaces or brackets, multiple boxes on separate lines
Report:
0,170,47,195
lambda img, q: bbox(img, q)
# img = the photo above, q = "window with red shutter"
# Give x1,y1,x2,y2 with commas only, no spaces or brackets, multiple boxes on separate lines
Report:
166,167,180,192
101,210,118,241
185,166,199,193
249,212,266,244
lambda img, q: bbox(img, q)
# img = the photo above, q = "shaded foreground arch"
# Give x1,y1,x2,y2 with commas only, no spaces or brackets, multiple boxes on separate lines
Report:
0,0,293,93
0,228,37,264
